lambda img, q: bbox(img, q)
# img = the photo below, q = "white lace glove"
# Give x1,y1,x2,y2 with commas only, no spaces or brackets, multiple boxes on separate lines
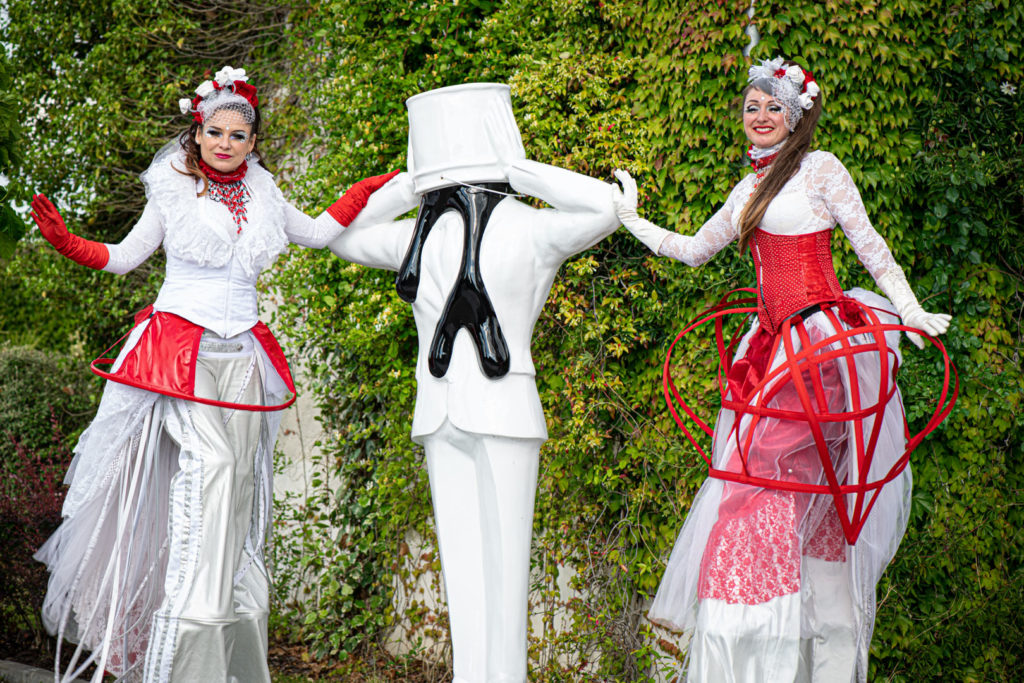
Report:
612,169,672,254
876,268,952,349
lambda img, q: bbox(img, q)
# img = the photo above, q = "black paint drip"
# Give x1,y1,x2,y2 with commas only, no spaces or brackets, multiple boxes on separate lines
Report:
396,183,512,379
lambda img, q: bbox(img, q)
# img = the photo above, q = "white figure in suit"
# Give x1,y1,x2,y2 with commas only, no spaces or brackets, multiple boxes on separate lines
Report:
328,83,618,683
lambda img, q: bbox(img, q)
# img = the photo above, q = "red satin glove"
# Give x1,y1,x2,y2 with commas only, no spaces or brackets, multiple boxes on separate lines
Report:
327,170,401,226
31,194,109,270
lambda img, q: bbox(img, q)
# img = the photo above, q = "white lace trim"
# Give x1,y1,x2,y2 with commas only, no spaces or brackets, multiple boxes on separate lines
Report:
140,146,289,279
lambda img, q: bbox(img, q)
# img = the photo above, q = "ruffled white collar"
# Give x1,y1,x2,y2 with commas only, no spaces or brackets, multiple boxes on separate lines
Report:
140,143,288,278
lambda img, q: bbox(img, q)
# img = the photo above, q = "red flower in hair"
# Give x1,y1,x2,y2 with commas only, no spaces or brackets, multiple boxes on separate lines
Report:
190,95,203,123
231,81,260,110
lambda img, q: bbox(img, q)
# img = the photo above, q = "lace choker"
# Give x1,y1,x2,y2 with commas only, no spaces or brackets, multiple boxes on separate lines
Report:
747,143,784,170
750,153,779,170
198,158,248,184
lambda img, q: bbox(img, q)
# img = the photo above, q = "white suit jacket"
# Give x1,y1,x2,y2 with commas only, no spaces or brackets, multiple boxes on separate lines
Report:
329,160,618,443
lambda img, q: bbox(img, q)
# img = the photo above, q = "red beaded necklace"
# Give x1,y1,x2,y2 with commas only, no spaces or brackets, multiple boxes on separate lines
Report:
747,146,780,195
198,159,250,234
749,155,778,196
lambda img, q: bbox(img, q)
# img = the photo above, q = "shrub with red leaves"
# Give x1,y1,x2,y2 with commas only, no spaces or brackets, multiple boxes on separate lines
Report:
0,413,70,658
0,345,96,665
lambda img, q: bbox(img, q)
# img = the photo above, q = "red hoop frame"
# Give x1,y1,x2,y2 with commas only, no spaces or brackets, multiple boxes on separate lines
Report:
663,289,958,544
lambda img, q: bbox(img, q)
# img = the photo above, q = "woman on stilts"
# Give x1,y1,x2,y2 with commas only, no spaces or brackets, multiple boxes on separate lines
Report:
613,56,955,682
32,65,396,682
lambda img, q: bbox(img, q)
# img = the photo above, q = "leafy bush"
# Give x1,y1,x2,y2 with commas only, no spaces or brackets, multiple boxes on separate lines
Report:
0,418,70,655
0,345,97,464
0,54,26,261
0,345,95,655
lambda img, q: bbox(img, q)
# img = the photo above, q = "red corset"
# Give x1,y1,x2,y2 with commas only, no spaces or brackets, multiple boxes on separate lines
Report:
750,228,844,334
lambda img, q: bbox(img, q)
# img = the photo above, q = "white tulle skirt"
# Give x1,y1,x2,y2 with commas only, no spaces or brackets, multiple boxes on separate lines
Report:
649,289,912,683
35,333,283,682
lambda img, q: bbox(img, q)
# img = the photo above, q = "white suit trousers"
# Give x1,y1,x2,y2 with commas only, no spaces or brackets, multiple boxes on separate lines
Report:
423,420,542,683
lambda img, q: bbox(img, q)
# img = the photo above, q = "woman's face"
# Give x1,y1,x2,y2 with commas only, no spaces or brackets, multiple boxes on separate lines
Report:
194,109,256,173
743,88,789,148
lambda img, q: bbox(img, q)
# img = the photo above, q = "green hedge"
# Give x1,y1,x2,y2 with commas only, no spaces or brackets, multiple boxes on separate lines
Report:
0,345,97,464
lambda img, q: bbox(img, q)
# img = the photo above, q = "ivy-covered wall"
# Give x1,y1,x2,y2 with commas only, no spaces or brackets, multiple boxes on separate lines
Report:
2,0,1021,681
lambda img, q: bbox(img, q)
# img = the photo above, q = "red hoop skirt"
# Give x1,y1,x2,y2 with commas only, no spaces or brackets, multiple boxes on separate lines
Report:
90,305,297,412
649,286,956,634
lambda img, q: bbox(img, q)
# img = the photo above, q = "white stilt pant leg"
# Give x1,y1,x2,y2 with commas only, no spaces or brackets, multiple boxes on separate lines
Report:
424,420,541,683
687,595,802,683
796,557,858,683
144,350,270,683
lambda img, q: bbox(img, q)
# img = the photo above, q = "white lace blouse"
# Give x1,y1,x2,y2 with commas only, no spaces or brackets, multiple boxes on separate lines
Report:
102,150,343,337
658,150,900,283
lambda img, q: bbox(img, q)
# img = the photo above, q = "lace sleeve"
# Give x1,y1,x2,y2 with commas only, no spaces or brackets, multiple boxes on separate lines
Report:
657,189,740,266
103,202,165,274
815,152,900,281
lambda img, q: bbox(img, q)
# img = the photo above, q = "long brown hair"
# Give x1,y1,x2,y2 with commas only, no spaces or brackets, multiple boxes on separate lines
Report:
174,105,264,197
737,59,822,253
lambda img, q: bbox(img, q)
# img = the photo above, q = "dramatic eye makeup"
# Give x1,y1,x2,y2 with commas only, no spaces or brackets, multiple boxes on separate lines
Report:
202,126,249,142
744,101,784,114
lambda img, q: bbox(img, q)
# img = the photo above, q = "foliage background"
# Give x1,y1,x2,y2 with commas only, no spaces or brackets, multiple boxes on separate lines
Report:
1,0,1021,681
0,51,26,261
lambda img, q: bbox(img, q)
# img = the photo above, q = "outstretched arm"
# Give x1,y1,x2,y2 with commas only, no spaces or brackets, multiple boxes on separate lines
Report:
284,170,400,249
817,152,951,346
506,159,619,263
612,169,738,267
327,172,419,272
31,194,165,274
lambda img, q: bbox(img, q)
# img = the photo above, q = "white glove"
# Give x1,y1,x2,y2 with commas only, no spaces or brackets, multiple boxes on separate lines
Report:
612,169,672,254
876,269,952,349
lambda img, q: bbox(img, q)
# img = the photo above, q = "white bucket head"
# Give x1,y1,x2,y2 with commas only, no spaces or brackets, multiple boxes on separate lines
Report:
406,83,526,194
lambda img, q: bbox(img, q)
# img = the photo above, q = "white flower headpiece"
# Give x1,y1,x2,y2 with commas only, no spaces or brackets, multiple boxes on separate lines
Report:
178,66,258,124
747,57,820,131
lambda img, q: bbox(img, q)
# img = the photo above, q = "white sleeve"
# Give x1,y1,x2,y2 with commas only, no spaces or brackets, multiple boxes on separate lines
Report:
327,172,420,272
506,159,619,264
282,203,345,249
657,189,741,266
816,152,901,282
103,202,165,274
